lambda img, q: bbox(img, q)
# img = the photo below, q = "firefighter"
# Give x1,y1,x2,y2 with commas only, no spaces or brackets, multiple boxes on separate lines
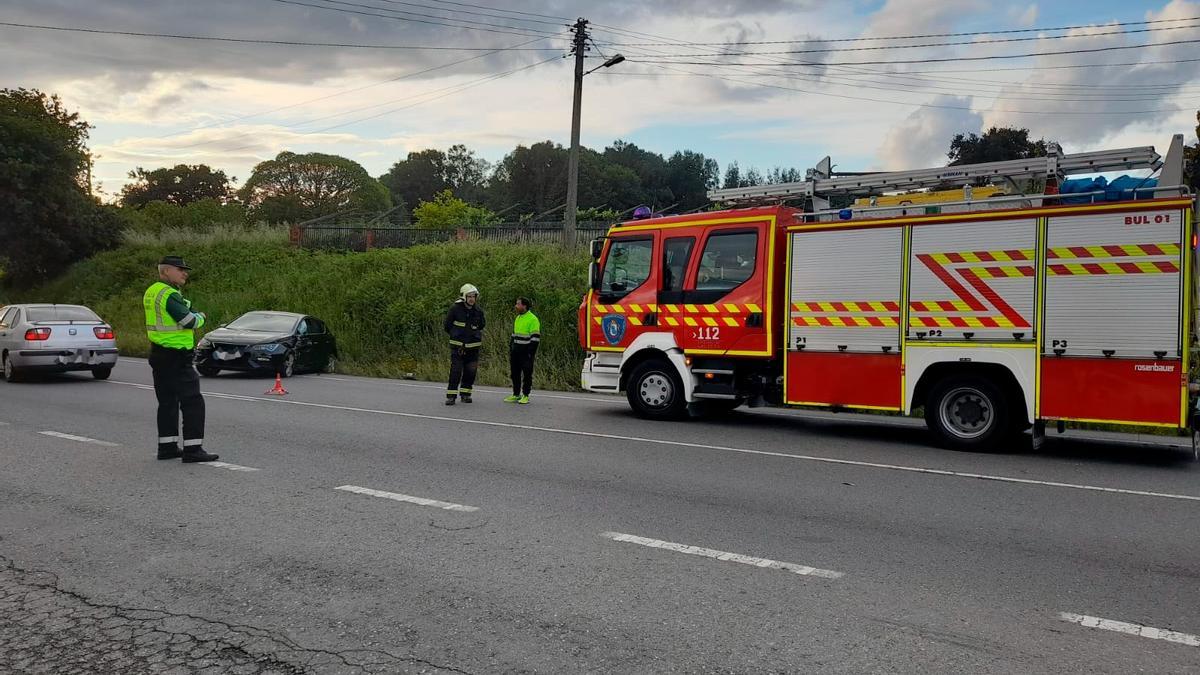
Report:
505,297,541,405
144,256,218,462
444,283,485,405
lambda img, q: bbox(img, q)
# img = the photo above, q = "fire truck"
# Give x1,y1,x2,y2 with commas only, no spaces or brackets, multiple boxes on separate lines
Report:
578,135,1199,452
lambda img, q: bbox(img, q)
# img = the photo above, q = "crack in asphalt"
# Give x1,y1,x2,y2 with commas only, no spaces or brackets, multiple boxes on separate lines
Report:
0,555,473,674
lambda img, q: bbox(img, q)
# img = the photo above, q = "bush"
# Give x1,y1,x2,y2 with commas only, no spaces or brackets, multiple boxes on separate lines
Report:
120,199,247,234
17,240,590,390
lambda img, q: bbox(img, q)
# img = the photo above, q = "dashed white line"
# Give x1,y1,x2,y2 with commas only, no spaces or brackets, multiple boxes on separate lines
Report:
600,531,843,579
335,485,479,512
38,430,119,447
106,379,1200,503
198,461,261,472
1059,612,1200,647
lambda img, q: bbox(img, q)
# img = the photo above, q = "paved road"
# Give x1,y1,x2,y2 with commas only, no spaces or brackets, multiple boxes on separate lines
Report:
2,358,1199,673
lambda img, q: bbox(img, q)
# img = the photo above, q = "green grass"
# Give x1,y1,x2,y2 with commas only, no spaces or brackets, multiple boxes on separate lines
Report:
4,234,591,391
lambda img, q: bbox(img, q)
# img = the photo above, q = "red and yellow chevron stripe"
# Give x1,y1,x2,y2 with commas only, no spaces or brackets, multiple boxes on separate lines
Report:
793,316,900,328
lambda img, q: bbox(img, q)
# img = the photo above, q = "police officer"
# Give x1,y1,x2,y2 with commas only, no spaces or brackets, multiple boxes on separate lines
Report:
444,283,485,405
144,256,218,462
505,297,540,405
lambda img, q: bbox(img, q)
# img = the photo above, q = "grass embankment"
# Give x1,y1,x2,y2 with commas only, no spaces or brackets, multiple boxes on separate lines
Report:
7,228,590,391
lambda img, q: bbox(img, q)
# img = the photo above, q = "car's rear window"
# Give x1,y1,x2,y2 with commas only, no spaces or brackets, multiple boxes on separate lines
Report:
27,306,100,322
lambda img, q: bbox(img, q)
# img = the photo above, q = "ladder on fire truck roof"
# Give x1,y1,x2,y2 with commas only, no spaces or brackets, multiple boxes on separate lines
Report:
707,134,1188,211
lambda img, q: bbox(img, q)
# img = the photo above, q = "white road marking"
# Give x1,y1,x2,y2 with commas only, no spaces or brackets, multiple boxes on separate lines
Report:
105,380,1200,503
198,461,261,472
600,531,843,579
335,485,478,512
38,430,119,447
0,421,10,426
1059,612,1200,647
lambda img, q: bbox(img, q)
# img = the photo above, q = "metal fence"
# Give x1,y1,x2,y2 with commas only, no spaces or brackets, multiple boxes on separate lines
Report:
291,222,612,251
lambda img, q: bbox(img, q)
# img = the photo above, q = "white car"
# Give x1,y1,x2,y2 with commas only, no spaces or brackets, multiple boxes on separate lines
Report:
0,304,119,382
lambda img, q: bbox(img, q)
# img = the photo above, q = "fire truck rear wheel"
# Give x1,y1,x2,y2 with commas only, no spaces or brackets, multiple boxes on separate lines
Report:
627,359,687,420
925,376,1014,452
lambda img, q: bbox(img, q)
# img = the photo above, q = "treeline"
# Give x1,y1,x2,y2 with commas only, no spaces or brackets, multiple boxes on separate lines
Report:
118,140,814,231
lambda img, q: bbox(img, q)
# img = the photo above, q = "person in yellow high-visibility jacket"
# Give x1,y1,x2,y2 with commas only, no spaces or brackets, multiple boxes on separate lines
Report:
505,297,540,405
143,256,218,463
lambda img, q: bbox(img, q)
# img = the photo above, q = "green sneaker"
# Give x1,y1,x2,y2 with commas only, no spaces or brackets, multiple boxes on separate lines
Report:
504,395,520,403
518,395,530,405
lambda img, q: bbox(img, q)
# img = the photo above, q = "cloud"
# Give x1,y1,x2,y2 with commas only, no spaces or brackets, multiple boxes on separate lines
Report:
981,0,1200,148
877,96,984,169
1012,4,1039,27
860,0,987,39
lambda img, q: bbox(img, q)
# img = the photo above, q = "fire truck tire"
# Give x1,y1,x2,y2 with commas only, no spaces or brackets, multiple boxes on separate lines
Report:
627,359,687,420
925,375,1015,452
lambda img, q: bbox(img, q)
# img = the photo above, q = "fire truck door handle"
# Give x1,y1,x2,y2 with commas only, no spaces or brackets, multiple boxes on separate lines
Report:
747,312,764,328
643,312,657,326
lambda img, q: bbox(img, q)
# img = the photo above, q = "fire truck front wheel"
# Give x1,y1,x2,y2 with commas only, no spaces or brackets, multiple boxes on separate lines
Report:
925,376,1015,452
626,359,687,420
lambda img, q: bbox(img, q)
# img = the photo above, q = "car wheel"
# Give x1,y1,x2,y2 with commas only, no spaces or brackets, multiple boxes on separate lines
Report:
626,359,687,420
197,365,221,377
280,353,295,378
925,375,1014,452
2,355,21,383
91,366,112,380
324,355,338,374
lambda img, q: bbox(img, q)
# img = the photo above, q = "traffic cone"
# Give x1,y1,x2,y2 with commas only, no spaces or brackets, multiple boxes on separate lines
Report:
265,372,289,396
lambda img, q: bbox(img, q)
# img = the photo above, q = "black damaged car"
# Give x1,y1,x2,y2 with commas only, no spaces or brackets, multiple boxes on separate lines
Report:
195,311,337,378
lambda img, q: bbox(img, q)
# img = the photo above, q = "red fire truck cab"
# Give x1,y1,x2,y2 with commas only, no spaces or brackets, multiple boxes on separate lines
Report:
578,138,1199,452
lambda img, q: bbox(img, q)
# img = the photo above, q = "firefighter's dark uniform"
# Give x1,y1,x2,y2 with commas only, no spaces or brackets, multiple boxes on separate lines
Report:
444,297,485,403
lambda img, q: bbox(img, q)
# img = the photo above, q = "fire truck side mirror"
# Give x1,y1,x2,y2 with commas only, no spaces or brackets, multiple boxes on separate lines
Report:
588,261,600,291
590,238,605,260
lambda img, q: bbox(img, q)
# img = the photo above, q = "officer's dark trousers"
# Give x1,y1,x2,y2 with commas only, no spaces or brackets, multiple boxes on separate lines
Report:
149,344,205,447
447,346,480,397
509,346,536,396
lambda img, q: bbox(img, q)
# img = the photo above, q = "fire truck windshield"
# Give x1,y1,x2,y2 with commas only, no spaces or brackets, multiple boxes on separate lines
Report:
600,238,653,297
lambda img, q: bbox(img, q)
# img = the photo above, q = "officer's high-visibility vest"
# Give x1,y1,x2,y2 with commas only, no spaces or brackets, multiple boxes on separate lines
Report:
143,281,198,349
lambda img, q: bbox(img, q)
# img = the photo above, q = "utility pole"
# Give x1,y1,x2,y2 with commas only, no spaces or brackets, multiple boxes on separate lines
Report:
563,17,588,251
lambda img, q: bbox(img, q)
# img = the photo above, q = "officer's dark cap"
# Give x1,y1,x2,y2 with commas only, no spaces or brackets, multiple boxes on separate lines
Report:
158,255,193,271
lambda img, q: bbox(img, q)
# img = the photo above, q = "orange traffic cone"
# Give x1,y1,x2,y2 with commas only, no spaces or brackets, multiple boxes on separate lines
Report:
265,372,289,396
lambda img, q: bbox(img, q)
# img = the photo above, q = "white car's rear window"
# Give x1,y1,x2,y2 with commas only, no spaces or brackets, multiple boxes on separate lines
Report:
27,306,101,322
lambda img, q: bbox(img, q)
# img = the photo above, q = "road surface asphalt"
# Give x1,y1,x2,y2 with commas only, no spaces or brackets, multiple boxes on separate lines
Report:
2,357,1199,673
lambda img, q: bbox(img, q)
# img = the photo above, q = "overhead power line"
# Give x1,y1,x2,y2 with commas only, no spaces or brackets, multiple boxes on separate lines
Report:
597,22,1200,57
0,20,562,50
628,62,1198,116
595,14,1200,45
421,0,570,22
361,0,566,27
267,0,560,38
161,35,555,140
624,36,1200,67
209,55,560,155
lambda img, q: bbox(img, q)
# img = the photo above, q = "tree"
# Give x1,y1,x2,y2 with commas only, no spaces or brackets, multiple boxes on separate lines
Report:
0,88,121,287
667,150,719,212
120,164,233,208
491,141,569,216
380,144,490,210
239,151,391,223
380,148,449,212
120,199,246,234
947,126,1051,166
412,189,496,229
1184,111,1199,191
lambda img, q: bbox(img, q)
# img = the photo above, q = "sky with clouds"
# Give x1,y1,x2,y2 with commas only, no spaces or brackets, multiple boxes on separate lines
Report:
2,0,1198,199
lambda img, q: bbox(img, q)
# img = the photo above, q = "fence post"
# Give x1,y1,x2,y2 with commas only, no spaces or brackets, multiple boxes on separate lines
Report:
289,224,301,246
365,228,375,251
